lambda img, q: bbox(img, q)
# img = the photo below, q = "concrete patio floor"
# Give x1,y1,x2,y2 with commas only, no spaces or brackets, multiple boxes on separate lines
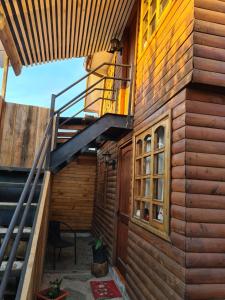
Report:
42,234,127,300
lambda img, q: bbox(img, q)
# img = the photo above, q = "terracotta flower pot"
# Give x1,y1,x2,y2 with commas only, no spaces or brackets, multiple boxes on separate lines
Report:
37,288,69,300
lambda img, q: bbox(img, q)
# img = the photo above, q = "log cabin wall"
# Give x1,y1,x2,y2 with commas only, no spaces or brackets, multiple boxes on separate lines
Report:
50,154,96,231
180,87,225,300
92,141,118,262
193,0,225,87
135,0,194,131
0,102,49,168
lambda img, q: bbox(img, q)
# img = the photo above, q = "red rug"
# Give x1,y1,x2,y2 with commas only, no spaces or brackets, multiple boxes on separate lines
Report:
90,280,122,299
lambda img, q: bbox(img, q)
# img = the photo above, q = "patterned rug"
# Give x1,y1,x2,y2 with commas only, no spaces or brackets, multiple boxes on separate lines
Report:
90,280,122,300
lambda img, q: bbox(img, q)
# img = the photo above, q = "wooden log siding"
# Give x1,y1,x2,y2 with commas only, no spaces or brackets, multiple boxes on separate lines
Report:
50,155,96,231
92,141,118,262
135,0,194,128
0,102,49,168
172,87,225,299
193,0,225,87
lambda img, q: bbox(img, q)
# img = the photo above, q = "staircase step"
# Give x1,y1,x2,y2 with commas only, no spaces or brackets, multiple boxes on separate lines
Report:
0,202,37,209
0,226,32,236
0,261,23,277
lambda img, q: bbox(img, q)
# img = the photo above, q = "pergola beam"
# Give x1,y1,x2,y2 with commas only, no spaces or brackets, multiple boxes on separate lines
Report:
0,12,22,76
1,53,9,99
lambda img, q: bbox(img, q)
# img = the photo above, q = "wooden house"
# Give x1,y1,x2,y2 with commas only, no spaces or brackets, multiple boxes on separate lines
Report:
0,0,225,299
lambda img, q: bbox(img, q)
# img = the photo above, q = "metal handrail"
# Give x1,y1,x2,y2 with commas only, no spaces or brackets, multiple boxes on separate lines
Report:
0,116,53,299
55,62,131,98
59,97,116,128
55,75,130,115
59,87,115,114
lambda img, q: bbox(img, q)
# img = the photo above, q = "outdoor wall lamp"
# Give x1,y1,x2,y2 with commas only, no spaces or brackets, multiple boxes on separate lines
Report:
109,38,123,55
103,151,116,170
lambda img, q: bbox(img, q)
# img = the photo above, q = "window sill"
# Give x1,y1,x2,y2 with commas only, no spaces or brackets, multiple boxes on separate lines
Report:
131,217,170,242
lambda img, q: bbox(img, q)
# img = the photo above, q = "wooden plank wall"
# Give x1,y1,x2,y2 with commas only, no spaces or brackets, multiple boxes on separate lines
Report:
193,0,225,87
127,89,188,300
179,87,225,300
135,0,194,130
92,141,118,262
50,154,96,231
0,102,49,168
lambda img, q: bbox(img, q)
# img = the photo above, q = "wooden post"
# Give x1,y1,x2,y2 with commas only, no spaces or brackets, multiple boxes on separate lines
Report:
1,53,9,100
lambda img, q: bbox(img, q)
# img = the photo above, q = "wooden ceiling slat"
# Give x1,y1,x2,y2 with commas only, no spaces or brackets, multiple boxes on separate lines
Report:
51,0,57,60
84,0,97,57
69,0,76,58
102,0,120,51
95,0,112,53
87,0,99,57
46,0,53,61
115,1,133,39
21,0,37,64
3,1,28,65
57,0,62,60
73,0,81,57
26,0,41,63
77,0,90,57
91,0,107,54
40,0,50,62
66,0,72,58
62,0,67,59
33,0,45,62
80,0,91,57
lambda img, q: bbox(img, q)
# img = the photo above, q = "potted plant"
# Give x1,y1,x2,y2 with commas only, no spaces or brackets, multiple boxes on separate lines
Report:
37,278,69,300
90,237,108,277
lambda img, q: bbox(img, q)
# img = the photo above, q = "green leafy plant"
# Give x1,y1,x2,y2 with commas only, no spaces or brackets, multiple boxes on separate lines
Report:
95,237,103,250
47,278,63,299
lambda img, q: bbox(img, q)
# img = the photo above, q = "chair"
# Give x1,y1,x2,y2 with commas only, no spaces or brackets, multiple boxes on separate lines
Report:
48,221,76,269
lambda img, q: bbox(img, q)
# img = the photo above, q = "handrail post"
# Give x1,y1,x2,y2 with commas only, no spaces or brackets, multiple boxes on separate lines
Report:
46,94,56,168
128,64,134,117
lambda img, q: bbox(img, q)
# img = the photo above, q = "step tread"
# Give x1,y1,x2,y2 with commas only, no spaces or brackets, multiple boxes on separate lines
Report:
0,227,32,235
0,202,37,207
0,261,23,272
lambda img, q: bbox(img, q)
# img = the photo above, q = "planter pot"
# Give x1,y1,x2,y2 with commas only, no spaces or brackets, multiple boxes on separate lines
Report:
37,288,69,300
92,245,107,264
91,261,109,278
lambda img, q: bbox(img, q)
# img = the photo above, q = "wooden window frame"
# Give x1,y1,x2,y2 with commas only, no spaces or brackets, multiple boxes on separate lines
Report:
139,0,173,52
131,112,171,240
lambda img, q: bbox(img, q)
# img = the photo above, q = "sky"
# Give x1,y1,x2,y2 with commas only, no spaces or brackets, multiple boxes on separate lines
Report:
1,57,87,116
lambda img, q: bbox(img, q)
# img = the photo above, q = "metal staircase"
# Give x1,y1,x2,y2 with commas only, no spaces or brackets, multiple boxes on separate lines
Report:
0,62,133,298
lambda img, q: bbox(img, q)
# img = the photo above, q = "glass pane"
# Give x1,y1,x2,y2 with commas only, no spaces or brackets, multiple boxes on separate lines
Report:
155,152,164,175
144,156,151,175
150,16,156,35
136,139,143,156
136,159,142,176
155,126,165,149
153,205,164,222
154,178,164,201
143,31,148,49
134,201,141,218
144,135,151,152
135,179,141,196
143,178,151,197
160,0,169,14
143,12,148,32
143,0,149,11
142,202,150,222
150,0,156,16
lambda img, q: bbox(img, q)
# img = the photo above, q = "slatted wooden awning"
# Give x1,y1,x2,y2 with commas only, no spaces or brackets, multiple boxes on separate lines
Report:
0,0,135,75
